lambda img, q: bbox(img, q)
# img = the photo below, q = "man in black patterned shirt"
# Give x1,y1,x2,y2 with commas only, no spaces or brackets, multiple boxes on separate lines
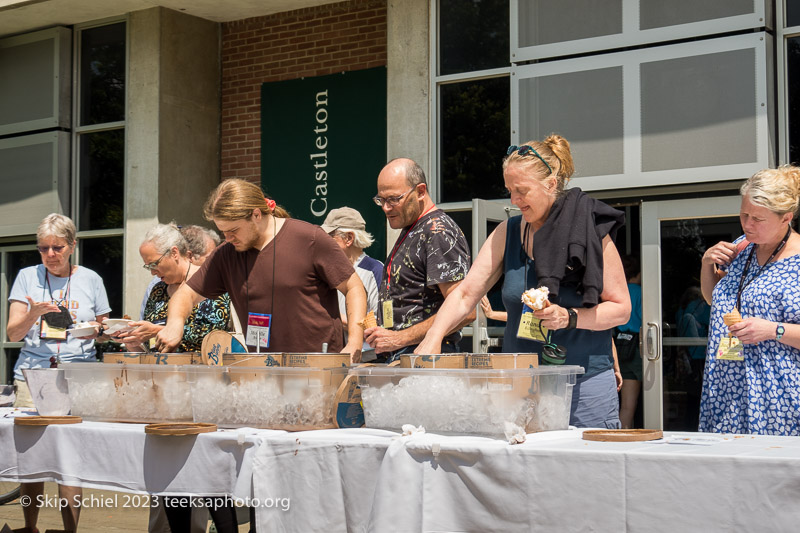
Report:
365,158,474,361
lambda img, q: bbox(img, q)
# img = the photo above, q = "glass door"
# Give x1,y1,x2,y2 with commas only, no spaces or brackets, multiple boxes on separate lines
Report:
641,195,742,430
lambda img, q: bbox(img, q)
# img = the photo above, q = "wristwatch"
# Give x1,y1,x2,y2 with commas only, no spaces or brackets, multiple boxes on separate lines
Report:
566,308,578,330
776,323,785,341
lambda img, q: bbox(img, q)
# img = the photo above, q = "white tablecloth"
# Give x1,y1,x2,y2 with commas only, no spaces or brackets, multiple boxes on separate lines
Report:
251,428,800,532
0,408,284,497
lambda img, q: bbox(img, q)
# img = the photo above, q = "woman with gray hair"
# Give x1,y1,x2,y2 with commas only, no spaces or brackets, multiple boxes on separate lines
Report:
6,212,110,533
699,165,800,435
116,223,230,352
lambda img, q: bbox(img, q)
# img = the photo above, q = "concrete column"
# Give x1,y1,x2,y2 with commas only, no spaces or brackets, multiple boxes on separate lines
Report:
385,0,430,253
125,7,220,318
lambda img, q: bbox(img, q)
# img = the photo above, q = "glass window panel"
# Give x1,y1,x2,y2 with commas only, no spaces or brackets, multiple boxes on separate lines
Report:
439,0,509,75
0,39,54,127
789,0,800,28
519,67,624,177
640,49,757,172
518,0,622,47
79,236,122,318
0,136,61,235
3,348,20,384
788,37,800,165
640,0,754,31
80,22,126,126
78,129,124,231
440,77,510,203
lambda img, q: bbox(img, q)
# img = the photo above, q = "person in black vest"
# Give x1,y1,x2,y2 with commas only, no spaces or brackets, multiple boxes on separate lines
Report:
417,135,631,428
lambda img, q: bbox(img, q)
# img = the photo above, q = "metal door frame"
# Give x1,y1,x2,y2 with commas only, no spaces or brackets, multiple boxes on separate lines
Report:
640,195,741,429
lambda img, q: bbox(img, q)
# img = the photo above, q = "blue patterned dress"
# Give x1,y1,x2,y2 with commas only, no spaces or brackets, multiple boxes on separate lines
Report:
699,238,800,435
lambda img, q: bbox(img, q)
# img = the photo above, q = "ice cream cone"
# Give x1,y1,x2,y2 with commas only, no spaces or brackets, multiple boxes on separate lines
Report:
723,308,742,327
359,311,377,329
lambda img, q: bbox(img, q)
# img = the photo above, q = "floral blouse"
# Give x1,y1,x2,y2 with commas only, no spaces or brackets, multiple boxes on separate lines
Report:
143,281,230,352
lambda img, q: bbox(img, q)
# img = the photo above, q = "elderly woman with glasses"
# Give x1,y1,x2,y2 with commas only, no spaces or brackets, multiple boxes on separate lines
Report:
6,213,111,533
115,223,230,353
417,135,631,429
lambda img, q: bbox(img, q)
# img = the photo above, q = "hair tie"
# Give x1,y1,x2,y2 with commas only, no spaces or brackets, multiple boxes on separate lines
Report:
266,198,276,210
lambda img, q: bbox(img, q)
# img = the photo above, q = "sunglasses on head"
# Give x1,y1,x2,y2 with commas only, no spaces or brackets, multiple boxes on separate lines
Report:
37,245,66,254
506,145,553,173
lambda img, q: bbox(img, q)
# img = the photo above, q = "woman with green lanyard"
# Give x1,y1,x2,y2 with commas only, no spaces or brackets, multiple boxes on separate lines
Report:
6,213,110,533
416,135,630,428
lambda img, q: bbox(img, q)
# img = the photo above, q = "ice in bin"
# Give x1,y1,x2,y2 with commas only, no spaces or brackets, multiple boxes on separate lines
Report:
63,363,192,423
22,368,71,416
351,365,584,438
187,365,348,430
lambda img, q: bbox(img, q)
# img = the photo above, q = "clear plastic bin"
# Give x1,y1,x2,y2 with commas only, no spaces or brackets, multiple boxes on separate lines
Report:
350,365,585,437
186,365,349,430
62,363,192,423
22,367,71,416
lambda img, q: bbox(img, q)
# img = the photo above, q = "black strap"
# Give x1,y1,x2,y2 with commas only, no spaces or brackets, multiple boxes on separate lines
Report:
736,226,791,312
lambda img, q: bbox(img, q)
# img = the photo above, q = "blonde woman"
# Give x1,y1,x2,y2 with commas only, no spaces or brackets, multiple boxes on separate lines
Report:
417,135,630,428
700,165,800,435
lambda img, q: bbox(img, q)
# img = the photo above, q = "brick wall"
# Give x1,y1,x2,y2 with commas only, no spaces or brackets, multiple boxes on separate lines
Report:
220,0,387,182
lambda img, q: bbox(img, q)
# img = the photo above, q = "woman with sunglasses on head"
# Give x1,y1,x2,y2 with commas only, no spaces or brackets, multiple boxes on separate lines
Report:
6,213,110,533
417,135,630,429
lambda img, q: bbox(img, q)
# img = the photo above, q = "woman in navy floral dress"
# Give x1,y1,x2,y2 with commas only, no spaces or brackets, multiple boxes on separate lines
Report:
699,166,800,435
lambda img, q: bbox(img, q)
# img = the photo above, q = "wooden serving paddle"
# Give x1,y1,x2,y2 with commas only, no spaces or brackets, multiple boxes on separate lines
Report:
144,423,217,436
14,415,82,426
582,429,663,442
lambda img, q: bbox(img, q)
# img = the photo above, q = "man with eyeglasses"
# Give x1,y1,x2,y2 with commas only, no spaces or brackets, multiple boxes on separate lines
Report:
365,158,473,361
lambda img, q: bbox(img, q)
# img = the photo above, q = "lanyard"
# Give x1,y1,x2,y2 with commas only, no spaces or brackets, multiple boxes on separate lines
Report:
735,226,791,311
44,268,71,306
385,205,436,289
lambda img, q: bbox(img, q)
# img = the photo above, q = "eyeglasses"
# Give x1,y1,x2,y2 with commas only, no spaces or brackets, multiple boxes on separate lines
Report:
506,145,553,173
37,245,66,254
49,356,58,369
142,250,170,271
373,187,415,208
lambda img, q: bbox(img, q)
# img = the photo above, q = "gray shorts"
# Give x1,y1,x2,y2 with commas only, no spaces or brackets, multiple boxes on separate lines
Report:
569,368,621,429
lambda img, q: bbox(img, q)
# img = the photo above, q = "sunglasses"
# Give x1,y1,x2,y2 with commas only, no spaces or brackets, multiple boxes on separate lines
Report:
49,356,58,369
373,187,415,208
507,145,553,173
37,245,67,254
142,250,170,271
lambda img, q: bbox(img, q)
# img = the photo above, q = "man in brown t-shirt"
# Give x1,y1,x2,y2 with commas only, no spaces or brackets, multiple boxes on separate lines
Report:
156,179,366,360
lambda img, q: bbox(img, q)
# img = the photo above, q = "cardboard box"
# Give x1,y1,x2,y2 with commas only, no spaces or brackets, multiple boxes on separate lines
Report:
398,354,467,368
102,353,201,365
222,353,281,367
221,352,351,368
283,353,351,368
467,353,539,369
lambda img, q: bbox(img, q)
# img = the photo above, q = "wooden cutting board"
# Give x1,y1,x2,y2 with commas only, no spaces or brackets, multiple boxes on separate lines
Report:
14,415,82,426
582,429,663,442
144,422,217,436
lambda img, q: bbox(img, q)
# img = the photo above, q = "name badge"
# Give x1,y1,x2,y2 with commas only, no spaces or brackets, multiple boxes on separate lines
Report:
517,305,548,342
382,300,394,329
246,313,271,348
40,320,67,340
717,336,743,361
